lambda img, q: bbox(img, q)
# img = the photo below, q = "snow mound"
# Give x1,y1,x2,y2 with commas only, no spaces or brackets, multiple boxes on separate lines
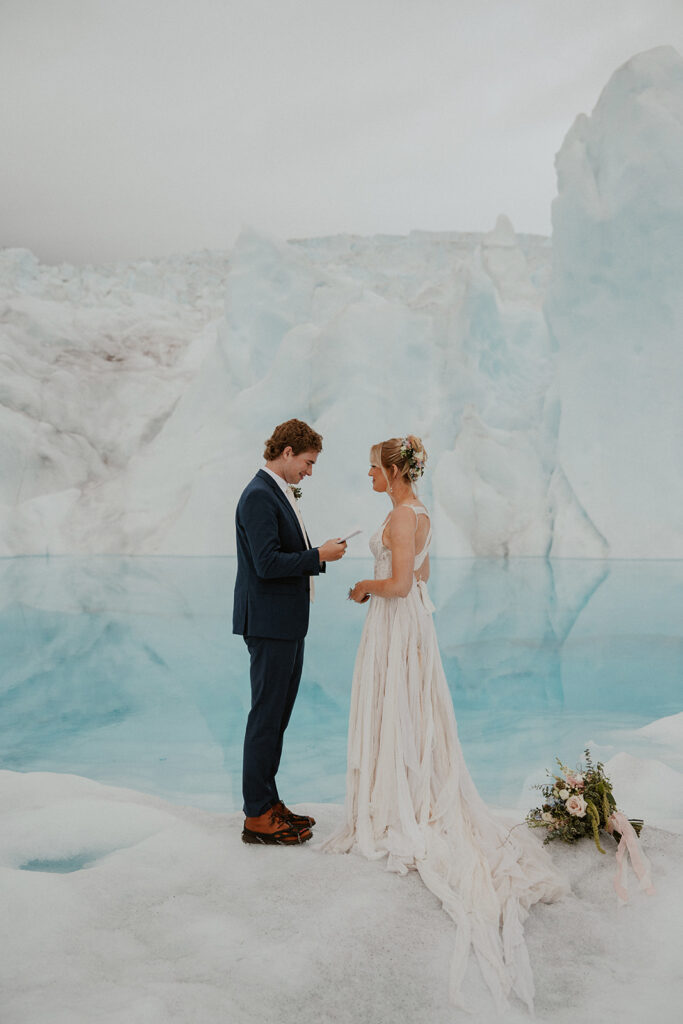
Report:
0,770,680,1024
606,752,683,834
636,711,683,746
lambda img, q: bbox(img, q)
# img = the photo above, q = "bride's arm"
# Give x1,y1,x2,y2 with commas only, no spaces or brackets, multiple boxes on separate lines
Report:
349,507,415,601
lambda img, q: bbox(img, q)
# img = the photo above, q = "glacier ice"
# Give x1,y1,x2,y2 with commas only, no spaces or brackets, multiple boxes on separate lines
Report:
0,47,682,557
547,46,683,558
0,226,594,557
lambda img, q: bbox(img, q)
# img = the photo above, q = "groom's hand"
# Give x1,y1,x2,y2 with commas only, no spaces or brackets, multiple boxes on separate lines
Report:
318,538,347,563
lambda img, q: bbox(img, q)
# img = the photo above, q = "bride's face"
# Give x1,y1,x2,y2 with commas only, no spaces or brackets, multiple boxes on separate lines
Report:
368,461,388,492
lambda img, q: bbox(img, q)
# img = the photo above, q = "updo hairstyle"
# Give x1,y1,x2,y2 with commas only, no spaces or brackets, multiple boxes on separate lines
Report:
371,435,428,486
263,418,323,461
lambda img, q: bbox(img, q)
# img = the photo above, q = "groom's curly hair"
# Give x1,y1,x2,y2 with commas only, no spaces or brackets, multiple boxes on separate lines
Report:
264,419,323,460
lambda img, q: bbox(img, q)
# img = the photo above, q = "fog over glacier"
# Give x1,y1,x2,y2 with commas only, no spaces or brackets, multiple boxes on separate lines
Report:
1,47,682,558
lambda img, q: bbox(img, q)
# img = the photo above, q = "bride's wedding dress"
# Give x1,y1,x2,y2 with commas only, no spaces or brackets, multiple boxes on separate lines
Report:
322,507,568,1011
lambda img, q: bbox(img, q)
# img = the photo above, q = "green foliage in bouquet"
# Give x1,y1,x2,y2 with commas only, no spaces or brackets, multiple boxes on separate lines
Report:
526,749,620,854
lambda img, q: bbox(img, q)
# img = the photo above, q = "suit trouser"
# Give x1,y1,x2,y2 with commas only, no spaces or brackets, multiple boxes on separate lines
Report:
242,635,305,817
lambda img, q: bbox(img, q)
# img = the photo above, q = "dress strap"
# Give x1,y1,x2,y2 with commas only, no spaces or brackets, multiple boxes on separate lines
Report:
414,528,431,570
397,504,428,520
384,505,431,557
411,505,431,570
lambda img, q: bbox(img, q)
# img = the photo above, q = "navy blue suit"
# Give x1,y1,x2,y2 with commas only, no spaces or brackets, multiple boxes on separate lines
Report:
233,470,325,816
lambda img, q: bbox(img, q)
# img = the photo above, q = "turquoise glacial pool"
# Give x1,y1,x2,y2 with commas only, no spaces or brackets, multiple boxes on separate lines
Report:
0,557,681,812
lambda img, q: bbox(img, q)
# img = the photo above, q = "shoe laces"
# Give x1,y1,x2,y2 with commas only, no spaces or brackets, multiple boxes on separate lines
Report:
270,806,291,828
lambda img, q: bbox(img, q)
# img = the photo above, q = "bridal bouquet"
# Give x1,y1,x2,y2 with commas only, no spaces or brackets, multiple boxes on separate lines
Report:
526,749,620,853
526,749,653,901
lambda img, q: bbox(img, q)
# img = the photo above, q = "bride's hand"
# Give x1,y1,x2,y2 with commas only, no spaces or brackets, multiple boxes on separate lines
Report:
348,581,370,603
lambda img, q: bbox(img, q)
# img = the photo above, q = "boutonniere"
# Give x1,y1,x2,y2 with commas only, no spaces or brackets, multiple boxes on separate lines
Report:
290,485,302,500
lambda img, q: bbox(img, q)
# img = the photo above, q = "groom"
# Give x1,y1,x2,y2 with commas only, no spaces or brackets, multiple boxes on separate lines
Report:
233,418,346,845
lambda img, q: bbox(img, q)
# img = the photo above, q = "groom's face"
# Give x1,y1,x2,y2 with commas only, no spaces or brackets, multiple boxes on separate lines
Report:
283,448,319,485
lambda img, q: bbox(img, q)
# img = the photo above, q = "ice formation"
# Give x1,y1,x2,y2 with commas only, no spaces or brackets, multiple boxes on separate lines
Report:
1,47,682,557
0,228,562,557
547,46,683,557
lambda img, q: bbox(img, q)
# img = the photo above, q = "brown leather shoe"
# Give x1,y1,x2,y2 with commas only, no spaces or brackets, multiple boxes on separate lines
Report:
272,800,316,828
242,806,312,845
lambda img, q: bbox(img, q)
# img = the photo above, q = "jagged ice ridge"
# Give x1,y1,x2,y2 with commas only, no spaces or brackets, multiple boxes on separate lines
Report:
1,46,682,558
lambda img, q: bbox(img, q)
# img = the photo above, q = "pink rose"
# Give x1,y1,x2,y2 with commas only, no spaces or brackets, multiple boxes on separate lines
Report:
565,794,587,817
566,773,585,790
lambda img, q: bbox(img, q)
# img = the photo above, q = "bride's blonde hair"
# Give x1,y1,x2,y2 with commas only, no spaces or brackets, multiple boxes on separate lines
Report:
371,435,428,486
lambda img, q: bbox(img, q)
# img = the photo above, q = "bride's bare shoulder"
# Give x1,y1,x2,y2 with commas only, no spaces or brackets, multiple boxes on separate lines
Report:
388,504,419,523
386,505,420,539
391,503,430,521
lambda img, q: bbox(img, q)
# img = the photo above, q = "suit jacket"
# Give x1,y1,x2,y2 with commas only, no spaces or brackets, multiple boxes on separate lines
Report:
232,469,325,640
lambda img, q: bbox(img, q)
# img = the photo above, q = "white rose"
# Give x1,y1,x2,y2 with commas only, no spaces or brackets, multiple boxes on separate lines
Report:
565,794,587,817
541,811,555,823
559,789,569,800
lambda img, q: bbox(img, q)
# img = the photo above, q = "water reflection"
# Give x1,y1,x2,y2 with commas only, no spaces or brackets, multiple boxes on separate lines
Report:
1,556,681,811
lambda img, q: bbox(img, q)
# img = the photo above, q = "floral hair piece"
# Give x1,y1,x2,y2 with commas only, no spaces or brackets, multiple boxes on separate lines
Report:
400,438,427,483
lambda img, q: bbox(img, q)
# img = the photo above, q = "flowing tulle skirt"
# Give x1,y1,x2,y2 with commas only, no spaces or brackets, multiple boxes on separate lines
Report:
321,583,568,1011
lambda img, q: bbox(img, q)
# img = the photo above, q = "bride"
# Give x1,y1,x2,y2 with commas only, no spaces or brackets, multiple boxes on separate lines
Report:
321,435,568,1012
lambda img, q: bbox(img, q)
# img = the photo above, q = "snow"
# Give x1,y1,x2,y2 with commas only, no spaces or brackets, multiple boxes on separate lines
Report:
636,711,683,749
0,767,680,1024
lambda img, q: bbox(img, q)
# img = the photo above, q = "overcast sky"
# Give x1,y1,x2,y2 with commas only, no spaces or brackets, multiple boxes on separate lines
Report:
2,0,683,265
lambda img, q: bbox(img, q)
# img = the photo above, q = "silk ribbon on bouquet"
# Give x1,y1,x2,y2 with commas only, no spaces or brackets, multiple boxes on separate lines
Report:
607,811,656,902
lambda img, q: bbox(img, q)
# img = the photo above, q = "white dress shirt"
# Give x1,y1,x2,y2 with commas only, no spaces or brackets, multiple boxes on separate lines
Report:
262,466,314,601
